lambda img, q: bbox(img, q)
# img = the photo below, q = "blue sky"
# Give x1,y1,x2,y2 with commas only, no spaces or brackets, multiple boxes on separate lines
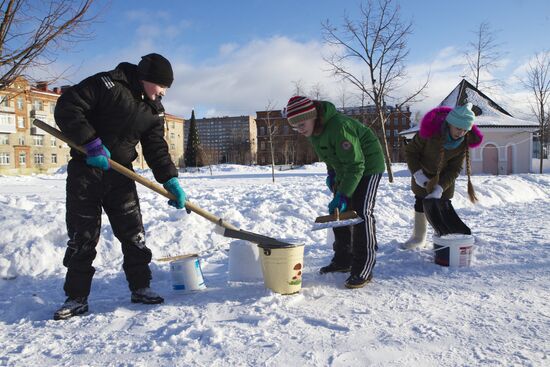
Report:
50,0,550,120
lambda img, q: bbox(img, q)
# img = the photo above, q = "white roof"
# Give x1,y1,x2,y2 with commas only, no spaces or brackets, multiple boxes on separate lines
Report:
441,81,538,128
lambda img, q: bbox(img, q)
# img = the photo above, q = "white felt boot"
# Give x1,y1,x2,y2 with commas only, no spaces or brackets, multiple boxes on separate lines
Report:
400,212,428,249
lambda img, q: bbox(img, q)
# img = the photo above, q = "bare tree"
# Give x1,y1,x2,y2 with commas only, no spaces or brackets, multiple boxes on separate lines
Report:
309,82,326,100
291,80,306,96
464,21,505,90
522,50,550,174
197,145,213,175
322,0,428,182
337,83,346,109
0,0,100,89
259,100,278,182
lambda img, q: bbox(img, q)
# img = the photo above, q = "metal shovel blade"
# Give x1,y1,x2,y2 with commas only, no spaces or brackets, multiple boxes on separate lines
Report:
423,198,471,237
222,228,300,247
311,210,364,231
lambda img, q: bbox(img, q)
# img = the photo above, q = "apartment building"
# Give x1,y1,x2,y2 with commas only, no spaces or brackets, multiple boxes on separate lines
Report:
255,110,316,166
184,115,257,165
338,105,412,162
0,77,184,175
0,77,69,175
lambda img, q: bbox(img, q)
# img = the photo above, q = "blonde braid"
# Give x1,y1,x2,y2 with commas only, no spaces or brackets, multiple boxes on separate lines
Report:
425,137,445,194
465,146,478,203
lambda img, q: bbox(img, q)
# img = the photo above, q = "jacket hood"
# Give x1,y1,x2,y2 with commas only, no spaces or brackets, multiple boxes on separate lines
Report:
320,100,338,124
419,106,483,148
110,62,143,96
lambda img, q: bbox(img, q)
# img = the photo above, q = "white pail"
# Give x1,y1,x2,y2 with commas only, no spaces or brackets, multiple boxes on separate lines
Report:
170,254,206,291
433,234,475,267
257,243,305,295
228,240,263,282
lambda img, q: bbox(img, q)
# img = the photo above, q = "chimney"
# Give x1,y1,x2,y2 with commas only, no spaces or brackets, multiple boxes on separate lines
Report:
36,81,48,91
53,87,59,94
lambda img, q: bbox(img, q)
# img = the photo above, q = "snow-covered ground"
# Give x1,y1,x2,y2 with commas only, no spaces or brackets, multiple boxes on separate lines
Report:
1,162,549,367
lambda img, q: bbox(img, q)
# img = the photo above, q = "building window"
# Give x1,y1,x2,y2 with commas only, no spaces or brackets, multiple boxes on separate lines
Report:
170,133,175,140
17,97,24,110
18,136,25,145
0,113,15,126
33,153,44,165
50,103,55,114
33,100,44,111
1,96,10,107
0,152,10,165
0,134,8,145
19,152,26,165
170,144,175,150
51,137,56,147
17,116,25,128
33,135,44,146
51,153,57,164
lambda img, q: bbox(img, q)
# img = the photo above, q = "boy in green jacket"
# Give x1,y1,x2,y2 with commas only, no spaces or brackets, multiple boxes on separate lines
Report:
285,96,385,288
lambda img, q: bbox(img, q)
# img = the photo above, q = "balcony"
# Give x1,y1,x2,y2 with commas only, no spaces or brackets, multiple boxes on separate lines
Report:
0,105,15,113
30,110,48,120
0,113,16,133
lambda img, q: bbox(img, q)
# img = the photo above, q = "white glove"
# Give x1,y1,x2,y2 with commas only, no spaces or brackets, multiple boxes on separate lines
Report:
425,185,443,199
413,169,429,188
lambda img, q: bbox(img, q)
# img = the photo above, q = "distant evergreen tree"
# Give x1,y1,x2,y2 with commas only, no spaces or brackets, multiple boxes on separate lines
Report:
185,110,203,167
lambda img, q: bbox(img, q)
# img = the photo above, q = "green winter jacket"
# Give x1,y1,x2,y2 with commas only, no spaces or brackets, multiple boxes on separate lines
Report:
309,101,385,197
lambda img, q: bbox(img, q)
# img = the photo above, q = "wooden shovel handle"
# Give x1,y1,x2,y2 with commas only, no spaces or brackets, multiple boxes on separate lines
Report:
33,119,239,231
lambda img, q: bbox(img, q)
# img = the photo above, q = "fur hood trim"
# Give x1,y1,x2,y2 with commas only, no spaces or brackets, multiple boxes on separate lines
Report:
419,106,483,148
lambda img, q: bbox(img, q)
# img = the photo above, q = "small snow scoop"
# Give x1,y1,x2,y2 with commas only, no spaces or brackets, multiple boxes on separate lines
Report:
311,208,364,231
423,198,471,237
33,119,296,247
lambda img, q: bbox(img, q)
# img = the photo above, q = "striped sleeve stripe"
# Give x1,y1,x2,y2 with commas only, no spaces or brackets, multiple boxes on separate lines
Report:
101,76,115,89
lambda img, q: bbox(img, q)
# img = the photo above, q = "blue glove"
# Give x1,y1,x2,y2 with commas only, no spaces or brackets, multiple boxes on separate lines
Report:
328,192,349,214
163,177,187,209
325,169,336,192
84,138,110,170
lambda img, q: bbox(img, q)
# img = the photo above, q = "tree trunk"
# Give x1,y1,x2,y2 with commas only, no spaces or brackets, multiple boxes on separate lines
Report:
540,127,544,174
378,111,394,182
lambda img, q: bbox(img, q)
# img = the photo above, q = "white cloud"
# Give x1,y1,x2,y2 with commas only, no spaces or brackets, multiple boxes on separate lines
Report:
163,36,345,118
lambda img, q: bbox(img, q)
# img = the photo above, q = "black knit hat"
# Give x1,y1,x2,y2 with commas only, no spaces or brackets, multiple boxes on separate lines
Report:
137,53,173,87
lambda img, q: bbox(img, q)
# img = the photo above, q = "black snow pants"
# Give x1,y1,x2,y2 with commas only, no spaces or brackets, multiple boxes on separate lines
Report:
331,173,382,279
63,159,152,298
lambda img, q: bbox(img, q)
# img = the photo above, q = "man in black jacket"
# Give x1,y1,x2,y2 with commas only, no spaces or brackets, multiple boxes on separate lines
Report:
53,53,187,320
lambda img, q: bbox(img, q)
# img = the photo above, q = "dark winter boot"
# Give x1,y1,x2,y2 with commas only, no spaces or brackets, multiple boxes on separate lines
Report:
53,296,89,320
344,273,373,289
131,287,164,304
319,261,352,274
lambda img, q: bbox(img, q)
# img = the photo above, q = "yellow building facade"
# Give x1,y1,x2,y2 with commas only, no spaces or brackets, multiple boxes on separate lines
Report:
0,77,184,175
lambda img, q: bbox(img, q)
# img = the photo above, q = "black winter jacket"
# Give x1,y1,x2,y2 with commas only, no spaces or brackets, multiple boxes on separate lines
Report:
54,62,177,183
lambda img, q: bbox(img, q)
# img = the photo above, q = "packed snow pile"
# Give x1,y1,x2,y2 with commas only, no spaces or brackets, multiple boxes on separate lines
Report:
1,163,549,366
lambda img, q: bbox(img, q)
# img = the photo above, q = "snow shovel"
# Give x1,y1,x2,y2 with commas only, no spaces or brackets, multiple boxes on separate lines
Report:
311,208,364,231
32,119,297,247
423,198,471,237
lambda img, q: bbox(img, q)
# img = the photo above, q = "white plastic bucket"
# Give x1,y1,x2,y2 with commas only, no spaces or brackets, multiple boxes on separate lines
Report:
228,240,263,282
170,254,206,291
433,234,475,267
257,243,305,295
